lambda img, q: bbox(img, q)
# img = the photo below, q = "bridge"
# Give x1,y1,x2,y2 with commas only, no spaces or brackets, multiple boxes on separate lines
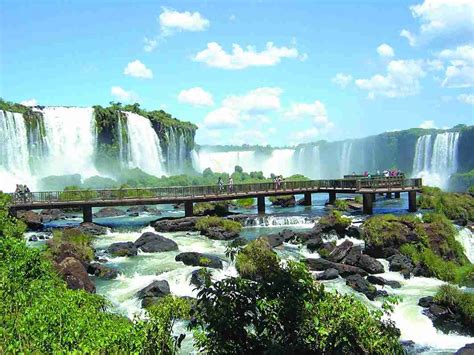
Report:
8,177,422,222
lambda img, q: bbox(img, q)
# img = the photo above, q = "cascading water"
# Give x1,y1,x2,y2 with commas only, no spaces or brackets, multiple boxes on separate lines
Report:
165,128,188,174
192,150,259,173
339,141,353,176
124,112,165,177
412,132,460,188
243,215,316,227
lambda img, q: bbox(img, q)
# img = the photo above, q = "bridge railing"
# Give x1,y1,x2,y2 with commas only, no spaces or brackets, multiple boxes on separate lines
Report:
355,177,422,191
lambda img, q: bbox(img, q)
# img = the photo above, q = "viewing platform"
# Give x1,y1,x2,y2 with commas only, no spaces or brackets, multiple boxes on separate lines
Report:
8,177,422,222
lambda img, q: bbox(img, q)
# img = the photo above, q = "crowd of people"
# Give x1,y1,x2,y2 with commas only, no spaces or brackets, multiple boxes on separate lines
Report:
14,184,32,202
353,169,403,178
216,175,286,193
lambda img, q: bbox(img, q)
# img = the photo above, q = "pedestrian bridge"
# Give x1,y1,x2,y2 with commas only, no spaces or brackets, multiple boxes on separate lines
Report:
8,177,422,222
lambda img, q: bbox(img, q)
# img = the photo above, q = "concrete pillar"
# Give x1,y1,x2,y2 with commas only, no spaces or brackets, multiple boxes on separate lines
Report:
408,191,417,212
372,194,376,202
386,192,393,199
328,191,336,204
303,192,312,206
83,205,93,223
363,193,374,215
394,192,401,199
257,196,265,214
184,201,194,217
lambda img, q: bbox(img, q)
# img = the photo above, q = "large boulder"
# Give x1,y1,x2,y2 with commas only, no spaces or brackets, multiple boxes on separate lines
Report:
364,246,400,259
327,240,353,263
455,344,474,355
193,202,231,217
315,268,339,280
388,254,414,278
153,217,199,232
418,296,434,308
345,274,378,301
356,254,385,274
264,233,286,248
87,263,119,280
126,206,162,216
40,208,66,223
202,227,239,241
71,222,108,236
107,242,138,257
175,252,223,269
190,268,210,288
317,212,351,237
305,258,367,277
136,280,171,308
134,232,178,253
56,257,95,293
270,195,296,207
18,210,43,231
366,275,401,289
94,207,126,218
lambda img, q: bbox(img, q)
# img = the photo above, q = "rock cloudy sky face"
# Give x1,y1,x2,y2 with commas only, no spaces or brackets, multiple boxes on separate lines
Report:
1,0,473,146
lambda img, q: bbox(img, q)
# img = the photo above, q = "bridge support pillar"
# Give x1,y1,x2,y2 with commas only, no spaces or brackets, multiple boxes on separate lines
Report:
303,192,312,206
257,196,265,215
83,205,93,223
363,193,374,215
394,192,401,199
386,192,392,199
372,194,376,202
328,191,336,205
408,191,417,212
184,201,194,217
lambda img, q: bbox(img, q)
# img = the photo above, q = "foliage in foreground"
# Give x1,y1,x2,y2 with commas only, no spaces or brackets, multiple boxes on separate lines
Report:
434,285,474,329
190,238,403,354
417,186,474,221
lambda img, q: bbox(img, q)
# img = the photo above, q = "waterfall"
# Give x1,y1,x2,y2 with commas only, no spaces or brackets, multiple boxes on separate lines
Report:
124,112,165,177
292,145,321,179
412,132,460,188
243,215,316,227
165,128,188,174
339,141,353,176
117,113,130,164
455,228,474,263
193,150,258,174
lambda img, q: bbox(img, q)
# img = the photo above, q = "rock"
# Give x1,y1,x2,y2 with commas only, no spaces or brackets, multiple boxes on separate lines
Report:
376,290,389,298
175,252,223,269
317,242,336,257
202,227,239,241
126,206,162,215
342,245,363,265
455,343,474,355
388,254,414,278
107,242,137,257
28,235,38,242
18,210,43,231
264,233,285,248
71,222,107,236
46,239,92,265
364,246,399,259
418,296,434,308
129,212,139,217
94,207,126,218
429,304,450,319
345,274,378,300
413,263,432,277
346,226,361,239
134,232,178,253
346,200,363,210
305,258,367,277
316,268,339,280
327,240,353,263
87,263,118,280
356,254,385,274
366,275,401,288
270,195,296,207
190,268,210,288
136,280,171,308
152,217,199,232
318,213,350,236
40,208,66,223
56,257,95,293
305,237,324,252
453,218,468,227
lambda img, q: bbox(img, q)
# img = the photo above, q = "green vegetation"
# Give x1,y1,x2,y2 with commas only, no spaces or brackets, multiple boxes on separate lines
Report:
38,174,82,190
335,199,349,211
319,210,351,229
434,285,474,329
417,186,474,221
269,195,294,203
193,201,229,216
234,197,254,208
0,193,26,239
470,186,474,194
449,170,474,192
190,237,403,353
195,216,242,234
45,229,95,263
354,195,363,204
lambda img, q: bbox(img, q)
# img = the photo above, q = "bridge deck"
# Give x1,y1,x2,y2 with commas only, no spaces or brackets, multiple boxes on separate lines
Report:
9,177,422,211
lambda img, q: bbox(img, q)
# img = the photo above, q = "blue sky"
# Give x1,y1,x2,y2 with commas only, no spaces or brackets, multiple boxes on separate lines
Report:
1,0,473,146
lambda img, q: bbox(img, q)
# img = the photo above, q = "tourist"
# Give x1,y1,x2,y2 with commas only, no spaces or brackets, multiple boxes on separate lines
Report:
228,177,234,193
217,177,224,193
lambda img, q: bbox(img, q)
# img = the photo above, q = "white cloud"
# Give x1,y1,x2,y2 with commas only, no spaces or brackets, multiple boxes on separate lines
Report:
332,73,353,88
290,128,321,143
178,87,214,107
222,87,282,112
285,100,333,129
193,42,300,69
419,120,436,129
438,45,474,88
355,60,425,98
160,8,209,35
123,60,153,79
143,37,158,52
425,59,444,71
377,43,395,58
20,98,38,106
401,0,474,45
111,86,137,102
458,93,474,105
203,107,240,129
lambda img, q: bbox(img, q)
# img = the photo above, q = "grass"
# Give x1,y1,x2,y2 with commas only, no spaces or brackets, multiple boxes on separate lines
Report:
195,216,242,233
417,186,474,221
434,285,474,328
234,198,254,209
45,229,95,263
319,210,351,229
235,238,279,280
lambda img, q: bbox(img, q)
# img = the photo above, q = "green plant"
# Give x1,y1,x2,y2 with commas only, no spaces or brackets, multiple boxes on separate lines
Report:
235,238,280,280
235,198,254,209
195,216,242,234
45,229,95,263
434,285,474,328
335,199,349,211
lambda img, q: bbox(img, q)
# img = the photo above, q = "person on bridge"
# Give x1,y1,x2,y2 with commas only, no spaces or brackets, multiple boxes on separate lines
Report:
217,177,224,193
228,177,234,193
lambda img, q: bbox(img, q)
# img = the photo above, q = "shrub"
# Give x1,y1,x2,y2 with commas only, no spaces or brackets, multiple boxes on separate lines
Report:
434,285,474,329
45,229,95,263
417,187,474,221
235,198,254,209
354,195,363,204
335,199,349,211
195,216,242,233
235,238,280,280
319,210,351,230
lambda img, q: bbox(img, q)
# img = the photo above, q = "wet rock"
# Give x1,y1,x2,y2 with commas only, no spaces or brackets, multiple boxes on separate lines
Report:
129,212,139,217
315,268,339,280
107,242,138,257
317,242,336,257
345,274,378,300
136,280,171,308
202,227,239,241
70,222,108,236
56,257,95,293
94,207,126,218
356,254,384,274
126,206,162,216
366,275,401,288
194,201,232,217
318,213,351,237
346,226,362,239
305,258,367,277
388,254,413,278
364,245,399,259
305,237,324,252
134,232,178,252
270,195,296,208
40,208,66,223
455,343,474,355
418,296,434,308
413,263,432,277
87,263,118,280
429,304,450,319
190,268,210,288
29,235,38,242
342,245,363,265
152,217,199,232
175,252,223,269
327,240,353,263
264,233,285,248
18,210,43,231
453,218,468,227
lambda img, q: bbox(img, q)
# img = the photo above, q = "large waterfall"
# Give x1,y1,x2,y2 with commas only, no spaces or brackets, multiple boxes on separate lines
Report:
166,128,187,175
412,132,460,188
